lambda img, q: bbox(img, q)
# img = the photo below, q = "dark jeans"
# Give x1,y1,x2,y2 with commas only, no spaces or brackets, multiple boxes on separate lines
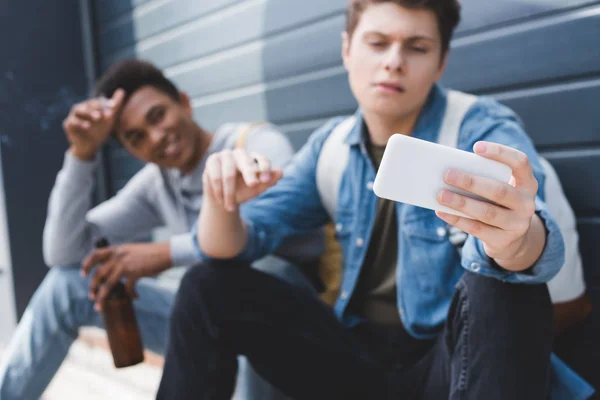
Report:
157,260,553,400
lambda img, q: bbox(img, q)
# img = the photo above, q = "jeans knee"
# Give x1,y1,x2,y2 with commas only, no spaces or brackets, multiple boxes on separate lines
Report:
38,267,88,305
453,271,553,333
178,260,246,297
460,270,550,307
251,255,315,294
171,260,250,328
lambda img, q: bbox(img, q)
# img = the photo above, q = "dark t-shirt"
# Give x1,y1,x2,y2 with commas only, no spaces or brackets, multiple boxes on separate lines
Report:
349,142,400,325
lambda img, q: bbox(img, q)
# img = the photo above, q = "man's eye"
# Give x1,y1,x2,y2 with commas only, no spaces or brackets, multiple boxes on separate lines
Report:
150,107,166,125
411,46,428,53
369,42,387,49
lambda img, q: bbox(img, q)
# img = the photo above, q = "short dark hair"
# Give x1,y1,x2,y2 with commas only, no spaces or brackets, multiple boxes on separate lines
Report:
345,0,461,55
94,58,180,103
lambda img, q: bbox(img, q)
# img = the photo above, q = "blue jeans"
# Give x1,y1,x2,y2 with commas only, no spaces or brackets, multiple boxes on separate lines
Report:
0,256,311,400
157,260,555,400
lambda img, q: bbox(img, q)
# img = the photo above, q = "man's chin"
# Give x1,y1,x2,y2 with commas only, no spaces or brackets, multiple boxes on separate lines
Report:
367,102,413,118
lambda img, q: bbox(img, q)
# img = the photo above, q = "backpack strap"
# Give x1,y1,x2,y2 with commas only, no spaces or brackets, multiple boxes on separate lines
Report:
315,117,356,306
316,117,357,219
437,90,478,148
436,91,477,251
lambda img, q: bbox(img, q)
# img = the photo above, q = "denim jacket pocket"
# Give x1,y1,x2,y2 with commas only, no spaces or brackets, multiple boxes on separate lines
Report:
403,212,458,295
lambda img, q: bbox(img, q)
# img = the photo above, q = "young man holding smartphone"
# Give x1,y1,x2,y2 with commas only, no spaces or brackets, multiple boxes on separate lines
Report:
156,1,593,398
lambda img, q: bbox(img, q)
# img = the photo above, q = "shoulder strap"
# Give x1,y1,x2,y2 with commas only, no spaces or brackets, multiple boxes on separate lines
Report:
437,90,477,148
437,90,477,251
235,121,269,150
316,117,357,218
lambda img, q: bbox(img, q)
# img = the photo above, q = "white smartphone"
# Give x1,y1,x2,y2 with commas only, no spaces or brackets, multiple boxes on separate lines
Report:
372,134,513,218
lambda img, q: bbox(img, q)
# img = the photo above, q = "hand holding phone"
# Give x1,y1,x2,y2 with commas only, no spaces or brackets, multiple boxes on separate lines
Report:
373,134,512,218
374,135,544,271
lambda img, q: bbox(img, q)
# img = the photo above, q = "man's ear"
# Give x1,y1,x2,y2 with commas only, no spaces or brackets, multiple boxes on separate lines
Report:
179,92,192,116
341,31,351,71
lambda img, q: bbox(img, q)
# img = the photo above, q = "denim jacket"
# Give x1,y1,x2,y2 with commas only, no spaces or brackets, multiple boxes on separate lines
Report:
195,85,594,399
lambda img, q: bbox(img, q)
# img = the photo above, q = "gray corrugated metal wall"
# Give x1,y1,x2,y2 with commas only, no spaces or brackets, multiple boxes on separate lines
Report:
92,0,600,284
93,0,350,191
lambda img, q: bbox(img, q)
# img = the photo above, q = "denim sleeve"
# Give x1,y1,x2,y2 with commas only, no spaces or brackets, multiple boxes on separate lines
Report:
457,98,565,284
192,118,343,263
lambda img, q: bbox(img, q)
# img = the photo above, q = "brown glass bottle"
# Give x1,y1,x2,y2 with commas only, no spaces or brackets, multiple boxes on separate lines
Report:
95,238,145,368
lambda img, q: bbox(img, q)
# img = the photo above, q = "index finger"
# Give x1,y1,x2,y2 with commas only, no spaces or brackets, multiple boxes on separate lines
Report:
95,265,124,312
82,248,112,277
221,151,237,212
232,149,259,187
473,142,537,194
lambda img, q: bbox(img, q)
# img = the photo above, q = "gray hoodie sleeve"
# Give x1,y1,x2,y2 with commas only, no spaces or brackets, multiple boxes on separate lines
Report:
42,152,164,267
243,124,295,169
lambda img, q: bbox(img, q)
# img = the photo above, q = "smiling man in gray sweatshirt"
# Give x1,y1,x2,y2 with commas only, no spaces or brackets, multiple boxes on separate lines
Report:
0,59,320,400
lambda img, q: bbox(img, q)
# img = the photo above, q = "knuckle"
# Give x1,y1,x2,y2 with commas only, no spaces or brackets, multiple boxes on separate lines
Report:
516,152,529,168
224,174,236,184
221,149,232,158
531,178,539,194
524,200,536,217
469,220,482,234
208,154,222,167
483,205,497,223
462,174,474,190
494,184,508,202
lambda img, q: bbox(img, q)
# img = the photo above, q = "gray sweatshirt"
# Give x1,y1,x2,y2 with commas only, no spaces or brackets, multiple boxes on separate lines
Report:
43,123,314,270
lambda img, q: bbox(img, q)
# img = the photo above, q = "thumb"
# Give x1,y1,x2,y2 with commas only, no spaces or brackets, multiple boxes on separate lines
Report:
254,169,283,194
125,277,139,299
104,88,126,119
269,169,283,184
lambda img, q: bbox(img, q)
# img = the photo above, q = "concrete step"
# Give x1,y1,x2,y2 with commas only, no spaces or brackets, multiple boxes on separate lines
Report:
43,328,161,400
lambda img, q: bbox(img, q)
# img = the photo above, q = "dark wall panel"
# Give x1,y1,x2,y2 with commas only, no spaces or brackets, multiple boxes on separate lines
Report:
578,220,600,283
0,2,89,317
95,0,151,24
544,153,600,215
